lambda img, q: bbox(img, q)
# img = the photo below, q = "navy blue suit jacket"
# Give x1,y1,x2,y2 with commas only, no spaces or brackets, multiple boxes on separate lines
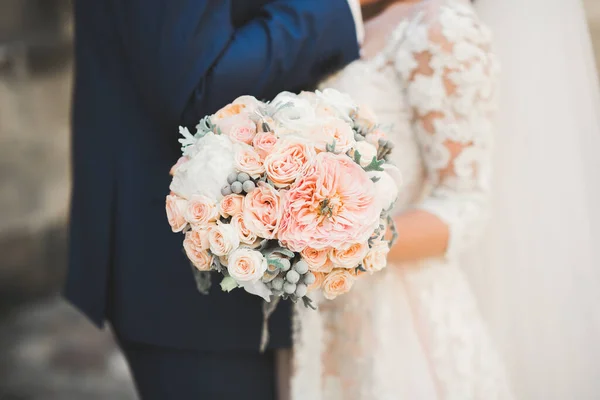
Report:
64,0,359,350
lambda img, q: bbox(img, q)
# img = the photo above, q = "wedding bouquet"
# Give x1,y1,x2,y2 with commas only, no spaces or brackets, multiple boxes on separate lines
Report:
166,89,400,308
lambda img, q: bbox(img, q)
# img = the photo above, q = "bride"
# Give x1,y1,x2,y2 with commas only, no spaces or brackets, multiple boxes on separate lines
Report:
289,0,514,398
288,0,600,399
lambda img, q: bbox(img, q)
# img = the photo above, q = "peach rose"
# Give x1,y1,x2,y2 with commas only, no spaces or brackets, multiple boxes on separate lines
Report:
363,240,390,273
227,248,268,283
231,213,258,245
219,194,244,218
212,95,260,121
243,182,283,239
166,194,188,232
183,230,213,271
234,143,265,179
264,141,315,188
169,156,188,176
310,118,356,153
322,269,355,300
252,131,278,159
307,272,325,292
185,195,218,227
330,242,369,269
278,152,380,252
301,247,332,272
208,222,240,256
217,115,257,144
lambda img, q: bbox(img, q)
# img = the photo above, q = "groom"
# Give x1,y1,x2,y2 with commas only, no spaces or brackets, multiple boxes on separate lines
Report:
65,0,364,398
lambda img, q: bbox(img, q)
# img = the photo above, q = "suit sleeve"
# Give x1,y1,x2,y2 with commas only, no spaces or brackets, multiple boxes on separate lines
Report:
113,0,360,128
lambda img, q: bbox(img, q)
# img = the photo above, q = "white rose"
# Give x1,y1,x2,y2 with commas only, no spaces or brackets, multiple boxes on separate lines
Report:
227,248,268,283
270,91,318,132
368,164,402,211
170,133,235,201
354,141,378,167
208,222,240,256
316,88,357,120
363,240,390,273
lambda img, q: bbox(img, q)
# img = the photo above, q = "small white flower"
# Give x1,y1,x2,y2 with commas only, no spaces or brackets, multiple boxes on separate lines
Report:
315,88,357,119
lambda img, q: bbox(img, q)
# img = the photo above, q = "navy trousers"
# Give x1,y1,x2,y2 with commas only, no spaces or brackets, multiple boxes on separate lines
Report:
118,339,277,400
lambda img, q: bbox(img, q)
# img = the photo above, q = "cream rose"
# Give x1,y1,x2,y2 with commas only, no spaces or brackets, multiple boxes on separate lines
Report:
363,240,390,273
354,141,378,168
365,129,387,147
219,194,244,218
322,269,355,300
316,88,357,119
264,141,315,188
252,131,278,159
301,247,331,271
231,213,258,246
329,242,369,269
234,143,265,179
185,195,218,227
227,248,268,283
352,104,379,133
166,194,188,232
310,118,356,153
208,222,240,256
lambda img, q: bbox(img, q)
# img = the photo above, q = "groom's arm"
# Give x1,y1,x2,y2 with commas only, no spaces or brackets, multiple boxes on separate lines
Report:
112,0,361,128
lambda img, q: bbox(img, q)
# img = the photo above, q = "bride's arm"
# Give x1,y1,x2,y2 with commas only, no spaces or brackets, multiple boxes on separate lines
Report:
388,9,498,263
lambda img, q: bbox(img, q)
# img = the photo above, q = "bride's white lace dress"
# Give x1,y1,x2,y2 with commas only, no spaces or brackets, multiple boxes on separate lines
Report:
291,1,514,399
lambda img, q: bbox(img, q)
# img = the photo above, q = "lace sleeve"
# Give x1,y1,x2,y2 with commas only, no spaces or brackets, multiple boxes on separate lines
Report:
394,5,499,259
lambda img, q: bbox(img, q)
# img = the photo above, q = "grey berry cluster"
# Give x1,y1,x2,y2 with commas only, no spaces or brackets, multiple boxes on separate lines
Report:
269,260,315,299
221,172,256,196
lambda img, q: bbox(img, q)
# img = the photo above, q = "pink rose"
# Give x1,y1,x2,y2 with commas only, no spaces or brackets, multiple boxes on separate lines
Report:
310,118,355,153
208,222,240,256
185,195,218,227
216,114,257,144
322,269,355,300
301,247,333,272
183,229,213,271
330,242,369,269
252,131,278,159
166,194,188,232
231,213,259,246
234,143,265,179
278,152,380,252
264,141,315,188
243,182,283,239
219,194,244,218
169,156,188,176
362,240,390,273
